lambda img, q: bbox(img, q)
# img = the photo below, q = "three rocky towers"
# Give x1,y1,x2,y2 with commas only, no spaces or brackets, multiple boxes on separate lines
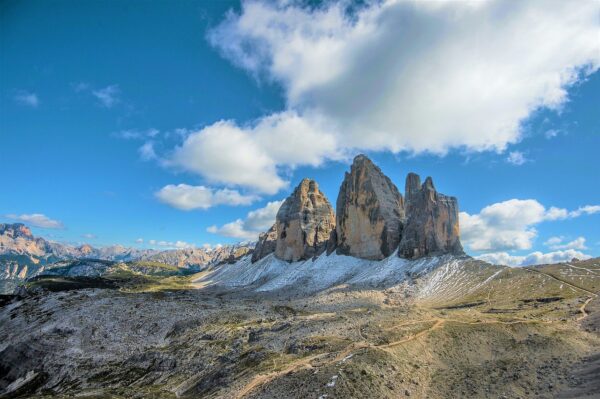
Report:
252,155,463,263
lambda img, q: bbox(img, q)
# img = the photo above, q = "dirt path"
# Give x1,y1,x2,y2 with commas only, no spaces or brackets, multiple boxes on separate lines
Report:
564,263,600,275
234,352,327,399
577,297,595,322
524,267,598,296
235,316,549,398
525,267,598,323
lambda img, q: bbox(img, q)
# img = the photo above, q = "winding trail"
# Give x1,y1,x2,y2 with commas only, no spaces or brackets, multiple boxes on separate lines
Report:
524,267,597,297
236,267,600,398
235,316,552,398
524,266,598,323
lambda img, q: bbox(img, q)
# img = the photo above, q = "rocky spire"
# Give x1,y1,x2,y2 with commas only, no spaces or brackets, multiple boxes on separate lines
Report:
398,173,463,259
274,178,336,262
251,224,277,263
335,155,405,260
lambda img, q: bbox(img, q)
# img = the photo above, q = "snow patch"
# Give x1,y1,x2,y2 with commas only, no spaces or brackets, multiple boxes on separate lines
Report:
194,252,471,295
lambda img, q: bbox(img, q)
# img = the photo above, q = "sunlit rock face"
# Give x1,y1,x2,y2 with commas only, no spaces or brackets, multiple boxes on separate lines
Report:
398,173,463,259
335,155,405,260
274,179,335,262
251,224,277,263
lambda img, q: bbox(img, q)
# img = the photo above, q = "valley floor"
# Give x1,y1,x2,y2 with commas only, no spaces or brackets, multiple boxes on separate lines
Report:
1,257,599,398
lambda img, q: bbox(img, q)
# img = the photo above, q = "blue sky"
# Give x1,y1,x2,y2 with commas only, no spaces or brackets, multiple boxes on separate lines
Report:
1,0,599,265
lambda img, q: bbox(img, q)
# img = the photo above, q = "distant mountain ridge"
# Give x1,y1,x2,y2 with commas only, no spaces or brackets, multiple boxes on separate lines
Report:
0,223,253,293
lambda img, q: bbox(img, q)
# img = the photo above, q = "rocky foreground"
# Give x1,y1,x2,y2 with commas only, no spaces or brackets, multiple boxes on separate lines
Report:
1,255,599,398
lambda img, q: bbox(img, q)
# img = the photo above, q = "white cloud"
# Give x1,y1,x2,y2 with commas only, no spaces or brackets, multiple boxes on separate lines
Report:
138,141,157,161
167,115,341,194
113,128,160,140
93,85,120,107
207,200,283,241
477,249,591,266
6,213,64,229
545,129,560,139
14,91,39,107
207,0,600,163
568,205,600,218
544,236,564,246
460,199,600,252
545,236,587,250
506,151,527,166
155,184,257,210
135,238,144,244
81,233,97,239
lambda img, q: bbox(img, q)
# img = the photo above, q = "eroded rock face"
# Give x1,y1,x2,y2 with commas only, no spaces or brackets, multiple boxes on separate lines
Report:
398,173,463,259
274,179,335,262
336,155,405,260
251,224,277,263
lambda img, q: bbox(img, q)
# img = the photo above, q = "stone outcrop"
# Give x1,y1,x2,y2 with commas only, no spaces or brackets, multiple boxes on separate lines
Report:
251,224,277,263
274,179,335,262
335,155,405,260
398,173,463,259
250,155,464,263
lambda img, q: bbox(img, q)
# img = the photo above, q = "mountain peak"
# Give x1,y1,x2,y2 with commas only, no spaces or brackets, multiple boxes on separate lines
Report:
0,223,33,239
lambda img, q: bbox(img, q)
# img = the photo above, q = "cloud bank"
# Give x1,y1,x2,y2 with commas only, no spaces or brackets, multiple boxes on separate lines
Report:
165,0,600,193
460,199,599,252
477,249,591,267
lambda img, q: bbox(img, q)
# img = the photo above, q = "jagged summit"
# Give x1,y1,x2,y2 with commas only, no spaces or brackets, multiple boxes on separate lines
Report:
252,154,463,263
253,178,335,263
399,173,463,259
335,154,405,260
0,223,33,240
275,178,335,262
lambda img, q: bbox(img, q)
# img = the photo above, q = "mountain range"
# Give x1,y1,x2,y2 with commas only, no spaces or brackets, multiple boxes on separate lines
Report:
0,223,253,294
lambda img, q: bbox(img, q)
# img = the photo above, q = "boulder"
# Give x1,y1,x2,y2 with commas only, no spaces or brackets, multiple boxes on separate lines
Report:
335,155,405,260
251,224,277,263
398,173,463,259
275,179,335,262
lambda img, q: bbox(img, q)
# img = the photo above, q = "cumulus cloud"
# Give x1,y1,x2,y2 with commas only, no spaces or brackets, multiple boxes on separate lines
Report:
135,238,144,244
14,91,39,107
207,200,283,241
155,184,257,210
544,236,587,250
477,249,591,266
6,213,64,229
167,114,341,194
93,85,120,107
206,0,599,161
460,199,599,252
81,233,97,239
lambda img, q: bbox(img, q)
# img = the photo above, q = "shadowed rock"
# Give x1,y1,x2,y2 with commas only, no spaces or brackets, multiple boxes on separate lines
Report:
251,224,277,263
275,179,335,262
398,173,463,259
335,155,405,260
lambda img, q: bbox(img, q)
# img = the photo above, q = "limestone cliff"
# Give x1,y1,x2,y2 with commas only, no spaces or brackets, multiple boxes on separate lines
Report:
251,224,277,263
335,155,405,260
274,179,335,262
398,173,463,259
